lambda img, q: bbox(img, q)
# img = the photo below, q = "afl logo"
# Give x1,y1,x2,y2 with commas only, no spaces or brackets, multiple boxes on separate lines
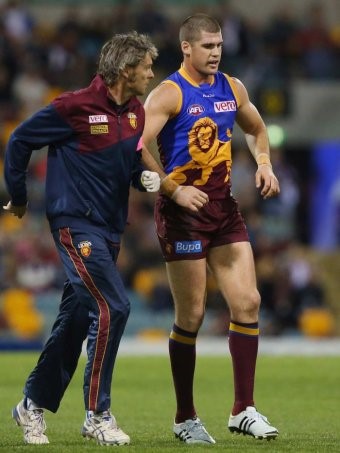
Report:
187,104,205,116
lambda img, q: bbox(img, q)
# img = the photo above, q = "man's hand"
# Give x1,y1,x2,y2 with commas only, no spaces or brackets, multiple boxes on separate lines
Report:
255,164,280,199
172,186,209,212
141,170,161,192
3,201,27,218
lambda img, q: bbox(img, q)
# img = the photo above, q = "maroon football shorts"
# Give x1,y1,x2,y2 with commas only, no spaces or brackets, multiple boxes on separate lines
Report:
154,194,249,262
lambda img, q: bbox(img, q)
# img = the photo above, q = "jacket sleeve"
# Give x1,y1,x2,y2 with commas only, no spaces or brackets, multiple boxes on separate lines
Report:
4,104,73,205
131,143,147,192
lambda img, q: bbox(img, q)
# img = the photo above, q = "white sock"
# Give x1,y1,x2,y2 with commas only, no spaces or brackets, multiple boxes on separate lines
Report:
26,397,41,410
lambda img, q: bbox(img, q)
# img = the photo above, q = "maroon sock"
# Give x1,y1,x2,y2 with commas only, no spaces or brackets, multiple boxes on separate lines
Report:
228,320,259,415
169,324,197,423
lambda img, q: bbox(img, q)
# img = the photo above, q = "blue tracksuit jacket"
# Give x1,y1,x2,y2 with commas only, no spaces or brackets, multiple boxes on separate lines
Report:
4,74,146,238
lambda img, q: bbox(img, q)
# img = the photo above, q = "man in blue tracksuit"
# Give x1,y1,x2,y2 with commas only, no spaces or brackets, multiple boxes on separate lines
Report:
4,31,165,447
5,27,209,445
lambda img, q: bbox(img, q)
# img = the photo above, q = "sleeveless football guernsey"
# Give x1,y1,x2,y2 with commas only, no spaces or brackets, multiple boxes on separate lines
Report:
158,66,239,200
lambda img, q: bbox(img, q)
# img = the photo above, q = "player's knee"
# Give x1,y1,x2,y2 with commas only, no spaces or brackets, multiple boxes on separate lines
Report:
177,308,204,331
245,289,261,315
232,289,261,318
109,298,130,321
122,302,131,320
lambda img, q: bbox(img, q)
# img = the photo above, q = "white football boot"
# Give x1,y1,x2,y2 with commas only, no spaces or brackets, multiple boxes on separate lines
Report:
173,416,216,444
228,406,278,440
12,399,49,444
82,410,130,446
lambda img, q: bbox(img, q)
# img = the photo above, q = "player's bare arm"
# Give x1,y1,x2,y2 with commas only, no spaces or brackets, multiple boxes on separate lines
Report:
143,83,209,211
234,77,280,199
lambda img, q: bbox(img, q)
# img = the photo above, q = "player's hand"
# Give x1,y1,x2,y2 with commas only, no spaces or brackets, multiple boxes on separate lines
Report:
172,186,209,212
255,164,280,199
141,170,161,192
3,201,27,218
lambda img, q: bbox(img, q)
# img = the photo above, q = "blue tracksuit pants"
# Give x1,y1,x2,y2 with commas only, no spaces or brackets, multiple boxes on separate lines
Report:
24,227,130,413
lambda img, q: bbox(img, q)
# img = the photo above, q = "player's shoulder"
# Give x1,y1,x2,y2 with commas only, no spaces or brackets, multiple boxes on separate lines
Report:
223,74,247,92
145,78,181,114
220,73,248,107
52,86,87,110
52,82,102,120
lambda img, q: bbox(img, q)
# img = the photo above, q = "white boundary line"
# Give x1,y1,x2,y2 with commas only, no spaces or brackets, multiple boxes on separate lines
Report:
117,336,340,356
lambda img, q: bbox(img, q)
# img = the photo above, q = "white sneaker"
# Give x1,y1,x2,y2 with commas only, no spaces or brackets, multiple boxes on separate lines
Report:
82,410,130,446
228,406,278,440
12,399,49,444
173,417,216,444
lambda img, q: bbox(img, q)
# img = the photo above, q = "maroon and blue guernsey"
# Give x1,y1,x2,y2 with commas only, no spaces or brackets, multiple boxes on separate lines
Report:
4,75,146,238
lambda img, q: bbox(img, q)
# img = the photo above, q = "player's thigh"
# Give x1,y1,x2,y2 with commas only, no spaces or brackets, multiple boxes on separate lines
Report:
207,241,258,306
166,258,207,312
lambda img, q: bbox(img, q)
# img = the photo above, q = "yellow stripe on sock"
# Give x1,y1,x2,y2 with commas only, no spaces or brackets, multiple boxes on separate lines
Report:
229,322,259,336
170,331,196,345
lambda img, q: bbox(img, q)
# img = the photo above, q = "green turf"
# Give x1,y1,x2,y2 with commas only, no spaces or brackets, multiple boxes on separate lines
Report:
0,352,339,452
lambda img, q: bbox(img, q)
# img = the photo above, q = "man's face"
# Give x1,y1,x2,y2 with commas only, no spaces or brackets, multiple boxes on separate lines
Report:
127,53,154,96
184,31,223,75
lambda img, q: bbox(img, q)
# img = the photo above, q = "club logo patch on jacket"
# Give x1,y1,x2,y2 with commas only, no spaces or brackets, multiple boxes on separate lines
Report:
127,113,137,129
78,240,92,257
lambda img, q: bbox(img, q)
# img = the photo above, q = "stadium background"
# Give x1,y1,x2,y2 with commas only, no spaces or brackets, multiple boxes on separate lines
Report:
0,0,339,350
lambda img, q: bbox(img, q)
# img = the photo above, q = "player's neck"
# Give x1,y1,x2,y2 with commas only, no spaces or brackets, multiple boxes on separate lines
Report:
181,62,214,86
107,82,131,106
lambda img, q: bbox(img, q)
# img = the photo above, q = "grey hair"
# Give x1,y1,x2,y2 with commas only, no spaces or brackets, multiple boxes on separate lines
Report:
97,31,158,86
179,13,221,44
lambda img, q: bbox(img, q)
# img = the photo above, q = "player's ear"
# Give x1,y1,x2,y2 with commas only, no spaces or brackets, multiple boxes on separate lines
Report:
181,41,191,57
121,65,134,80
121,68,130,79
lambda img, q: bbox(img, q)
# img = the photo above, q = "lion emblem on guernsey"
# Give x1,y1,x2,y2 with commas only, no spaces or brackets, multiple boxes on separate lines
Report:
170,117,232,185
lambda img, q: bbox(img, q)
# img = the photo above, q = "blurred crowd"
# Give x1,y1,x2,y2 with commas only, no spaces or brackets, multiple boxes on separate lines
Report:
0,0,338,343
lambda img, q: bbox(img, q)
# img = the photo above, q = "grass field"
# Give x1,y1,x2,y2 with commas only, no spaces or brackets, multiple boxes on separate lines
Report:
0,352,339,452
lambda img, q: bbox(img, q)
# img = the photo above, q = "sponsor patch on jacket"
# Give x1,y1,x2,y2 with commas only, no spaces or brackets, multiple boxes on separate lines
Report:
90,125,109,134
89,115,108,123
127,113,137,129
214,100,236,112
175,240,202,254
78,240,92,257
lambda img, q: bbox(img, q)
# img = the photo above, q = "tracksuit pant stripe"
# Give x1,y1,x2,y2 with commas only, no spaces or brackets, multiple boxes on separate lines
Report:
59,227,110,410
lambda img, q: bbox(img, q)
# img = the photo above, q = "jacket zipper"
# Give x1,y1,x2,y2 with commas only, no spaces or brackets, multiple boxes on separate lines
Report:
117,114,121,145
